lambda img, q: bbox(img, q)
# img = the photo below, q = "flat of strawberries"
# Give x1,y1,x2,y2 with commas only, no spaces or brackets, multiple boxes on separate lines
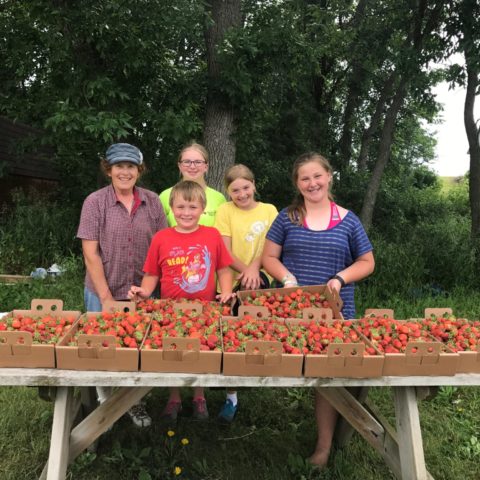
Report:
421,314,480,352
355,315,453,354
0,313,77,344
221,316,291,353
144,307,222,351
239,288,334,318
136,298,231,316
287,319,379,356
70,311,151,348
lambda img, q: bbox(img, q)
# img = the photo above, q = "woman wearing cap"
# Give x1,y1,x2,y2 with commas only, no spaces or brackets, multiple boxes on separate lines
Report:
77,142,167,427
159,141,226,226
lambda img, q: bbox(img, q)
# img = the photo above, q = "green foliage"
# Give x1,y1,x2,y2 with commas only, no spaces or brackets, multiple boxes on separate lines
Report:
0,190,81,275
0,255,84,312
351,167,476,298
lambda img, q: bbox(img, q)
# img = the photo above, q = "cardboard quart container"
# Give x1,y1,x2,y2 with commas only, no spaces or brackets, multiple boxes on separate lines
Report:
237,284,343,320
221,308,302,376
381,340,459,376
55,301,144,371
456,345,480,373
141,336,222,374
287,317,384,378
356,312,459,376
364,308,395,319
0,299,81,368
421,308,480,374
140,302,222,374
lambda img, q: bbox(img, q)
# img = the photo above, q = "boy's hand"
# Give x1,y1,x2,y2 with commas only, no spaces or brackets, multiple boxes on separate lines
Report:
216,291,236,304
128,286,148,300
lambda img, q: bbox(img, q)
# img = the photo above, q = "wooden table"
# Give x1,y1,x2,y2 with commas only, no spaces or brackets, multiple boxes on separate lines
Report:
1,370,479,480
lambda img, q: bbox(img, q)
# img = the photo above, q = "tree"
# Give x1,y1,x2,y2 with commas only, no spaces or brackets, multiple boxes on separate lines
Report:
359,1,447,230
203,0,242,192
459,2,480,240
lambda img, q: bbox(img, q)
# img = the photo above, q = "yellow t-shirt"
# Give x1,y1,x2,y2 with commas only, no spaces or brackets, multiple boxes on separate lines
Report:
214,201,278,281
159,186,226,227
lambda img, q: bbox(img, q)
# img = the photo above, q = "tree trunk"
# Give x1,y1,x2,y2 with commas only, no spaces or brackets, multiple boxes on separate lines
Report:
464,50,480,240
357,72,396,171
203,0,242,193
337,0,368,170
360,79,407,231
464,53,480,282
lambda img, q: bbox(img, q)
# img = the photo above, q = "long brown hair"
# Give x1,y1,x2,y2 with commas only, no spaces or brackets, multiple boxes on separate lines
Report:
287,152,334,225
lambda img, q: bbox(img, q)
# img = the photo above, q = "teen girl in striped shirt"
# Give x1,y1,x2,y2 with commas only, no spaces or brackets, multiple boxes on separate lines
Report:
262,152,375,468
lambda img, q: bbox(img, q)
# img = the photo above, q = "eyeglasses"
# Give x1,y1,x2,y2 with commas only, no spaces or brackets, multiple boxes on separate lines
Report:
179,160,206,167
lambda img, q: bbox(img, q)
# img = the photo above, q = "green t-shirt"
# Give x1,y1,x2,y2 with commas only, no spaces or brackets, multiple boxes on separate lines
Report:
159,186,226,227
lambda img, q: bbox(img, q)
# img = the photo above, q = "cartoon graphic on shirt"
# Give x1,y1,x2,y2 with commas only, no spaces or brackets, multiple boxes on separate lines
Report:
183,253,204,284
174,244,211,293
245,220,268,256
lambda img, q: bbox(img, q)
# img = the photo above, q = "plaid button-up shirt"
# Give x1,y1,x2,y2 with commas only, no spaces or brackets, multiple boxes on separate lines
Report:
77,185,167,299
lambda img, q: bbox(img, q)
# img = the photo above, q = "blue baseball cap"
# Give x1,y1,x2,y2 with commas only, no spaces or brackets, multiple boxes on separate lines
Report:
106,143,143,165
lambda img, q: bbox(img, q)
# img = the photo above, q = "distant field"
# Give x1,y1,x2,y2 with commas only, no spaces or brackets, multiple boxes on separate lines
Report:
439,175,466,191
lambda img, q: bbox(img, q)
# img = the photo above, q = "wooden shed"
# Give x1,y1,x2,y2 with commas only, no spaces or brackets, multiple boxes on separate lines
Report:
0,116,58,207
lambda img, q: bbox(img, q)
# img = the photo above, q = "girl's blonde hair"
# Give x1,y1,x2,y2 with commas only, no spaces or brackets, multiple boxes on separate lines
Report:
169,180,207,209
177,141,209,164
224,164,255,190
287,152,334,225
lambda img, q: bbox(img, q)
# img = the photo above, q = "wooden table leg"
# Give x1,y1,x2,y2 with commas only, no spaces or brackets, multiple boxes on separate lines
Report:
38,387,80,480
68,386,152,464
334,386,370,447
393,386,429,480
318,387,403,479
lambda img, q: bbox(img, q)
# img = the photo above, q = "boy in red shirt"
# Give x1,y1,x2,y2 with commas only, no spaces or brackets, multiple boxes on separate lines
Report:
129,180,233,422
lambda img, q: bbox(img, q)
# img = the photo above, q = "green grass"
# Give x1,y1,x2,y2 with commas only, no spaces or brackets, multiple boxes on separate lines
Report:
0,255,84,313
438,176,467,193
1,386,479,479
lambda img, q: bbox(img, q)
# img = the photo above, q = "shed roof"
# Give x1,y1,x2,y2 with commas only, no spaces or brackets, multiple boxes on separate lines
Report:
0,116,58,180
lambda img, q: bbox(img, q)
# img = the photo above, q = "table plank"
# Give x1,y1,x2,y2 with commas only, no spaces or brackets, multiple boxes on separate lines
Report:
0,369,480,387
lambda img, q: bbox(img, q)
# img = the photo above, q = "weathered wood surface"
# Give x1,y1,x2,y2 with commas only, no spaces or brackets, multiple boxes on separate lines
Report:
0,369,479,387
69,387,152,463
394,387,429,480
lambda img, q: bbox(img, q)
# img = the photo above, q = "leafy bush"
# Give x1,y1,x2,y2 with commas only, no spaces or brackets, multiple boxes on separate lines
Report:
0,190,81,274
362,174,474,298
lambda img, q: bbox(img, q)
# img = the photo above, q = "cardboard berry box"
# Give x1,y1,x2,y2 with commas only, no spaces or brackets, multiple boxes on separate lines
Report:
419,308,480,374
356,309,459,376
140,302,222,374
236,284,343,320
136,298,232,316
221,306,303,377
0,299,81,368
56,301,149,371
286,310,384,378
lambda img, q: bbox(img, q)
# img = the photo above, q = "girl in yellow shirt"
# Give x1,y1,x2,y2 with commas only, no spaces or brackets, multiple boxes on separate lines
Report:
214,164,278,422
215,164,278,290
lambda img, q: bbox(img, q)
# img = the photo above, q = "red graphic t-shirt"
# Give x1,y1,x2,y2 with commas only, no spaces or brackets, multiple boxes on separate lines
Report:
143,226,233,300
